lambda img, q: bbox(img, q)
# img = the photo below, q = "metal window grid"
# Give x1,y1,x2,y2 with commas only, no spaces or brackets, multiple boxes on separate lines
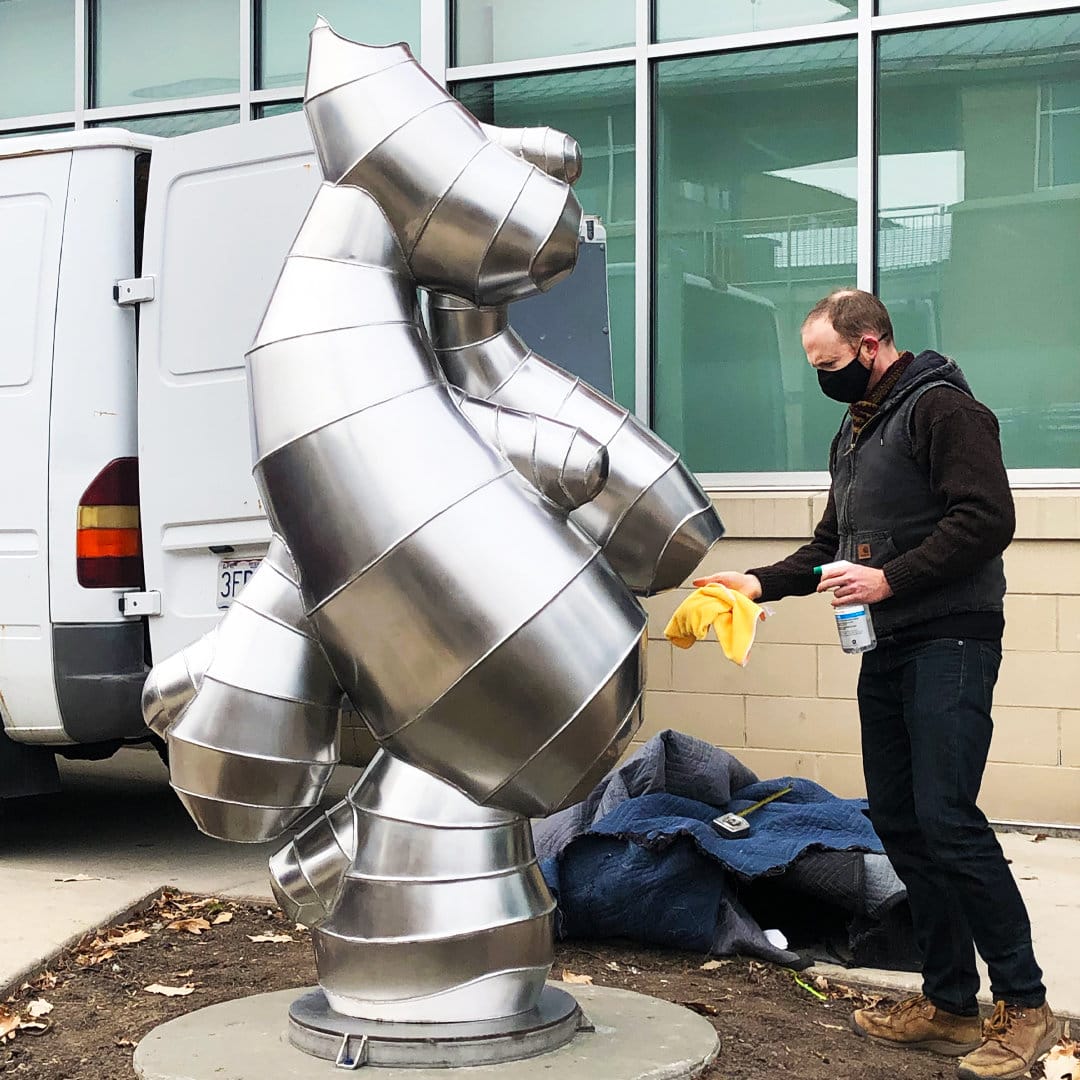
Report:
1,0,1078,484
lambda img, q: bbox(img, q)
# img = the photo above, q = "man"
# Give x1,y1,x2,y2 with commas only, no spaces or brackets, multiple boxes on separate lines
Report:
696,289,1059,1080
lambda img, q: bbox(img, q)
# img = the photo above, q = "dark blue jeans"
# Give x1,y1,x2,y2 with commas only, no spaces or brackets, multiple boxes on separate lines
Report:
858,637,1045,1015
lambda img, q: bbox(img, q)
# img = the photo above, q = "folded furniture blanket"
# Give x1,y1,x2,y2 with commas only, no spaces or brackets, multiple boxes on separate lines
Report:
534,730,915,970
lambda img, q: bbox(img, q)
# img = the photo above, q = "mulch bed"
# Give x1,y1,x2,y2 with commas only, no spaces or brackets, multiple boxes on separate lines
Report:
0,889,1024,1079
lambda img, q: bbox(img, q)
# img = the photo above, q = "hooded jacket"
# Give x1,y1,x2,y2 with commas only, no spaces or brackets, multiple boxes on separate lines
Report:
749,350,1013,643
828,351,1006,638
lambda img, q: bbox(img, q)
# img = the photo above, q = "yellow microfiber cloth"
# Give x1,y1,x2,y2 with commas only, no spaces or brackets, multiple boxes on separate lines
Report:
664,584,767,667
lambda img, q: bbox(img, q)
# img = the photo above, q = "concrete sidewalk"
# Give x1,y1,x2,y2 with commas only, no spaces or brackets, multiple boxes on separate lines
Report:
0,748,361,992
3,750,1078,1020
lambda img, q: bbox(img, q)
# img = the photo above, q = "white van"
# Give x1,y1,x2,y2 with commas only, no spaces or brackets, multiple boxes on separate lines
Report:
0,116,335,797
0,117,613,799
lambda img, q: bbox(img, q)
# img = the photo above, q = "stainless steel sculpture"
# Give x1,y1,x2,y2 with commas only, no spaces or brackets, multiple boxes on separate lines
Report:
143,17,723,1067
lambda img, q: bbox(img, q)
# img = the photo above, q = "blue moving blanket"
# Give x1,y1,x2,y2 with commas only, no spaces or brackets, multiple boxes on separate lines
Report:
534,730,910,969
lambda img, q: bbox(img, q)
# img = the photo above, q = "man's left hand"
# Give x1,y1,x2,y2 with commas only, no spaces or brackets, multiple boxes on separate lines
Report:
816,564,893,607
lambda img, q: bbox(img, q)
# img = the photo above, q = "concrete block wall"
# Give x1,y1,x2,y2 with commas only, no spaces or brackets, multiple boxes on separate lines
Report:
638,490,1080,827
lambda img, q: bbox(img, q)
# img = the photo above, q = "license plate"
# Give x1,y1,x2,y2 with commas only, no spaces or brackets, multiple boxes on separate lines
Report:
217,558,262,609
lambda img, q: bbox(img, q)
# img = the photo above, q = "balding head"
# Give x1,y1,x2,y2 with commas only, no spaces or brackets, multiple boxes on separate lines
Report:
803,288,894,349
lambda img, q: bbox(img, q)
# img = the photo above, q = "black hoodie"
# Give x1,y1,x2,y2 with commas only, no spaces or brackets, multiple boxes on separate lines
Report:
748,351,1013,644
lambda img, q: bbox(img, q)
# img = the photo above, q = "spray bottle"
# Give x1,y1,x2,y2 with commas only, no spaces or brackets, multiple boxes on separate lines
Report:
814,561,877,655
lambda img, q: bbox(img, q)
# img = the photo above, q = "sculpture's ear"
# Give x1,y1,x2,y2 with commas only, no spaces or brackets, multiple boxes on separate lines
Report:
479,124,583,186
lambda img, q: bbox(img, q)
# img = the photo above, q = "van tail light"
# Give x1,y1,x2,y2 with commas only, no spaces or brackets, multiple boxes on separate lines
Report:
76,457,145,589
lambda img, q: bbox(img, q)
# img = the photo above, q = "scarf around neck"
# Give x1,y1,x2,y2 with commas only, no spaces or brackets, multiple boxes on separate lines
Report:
848,351,915,439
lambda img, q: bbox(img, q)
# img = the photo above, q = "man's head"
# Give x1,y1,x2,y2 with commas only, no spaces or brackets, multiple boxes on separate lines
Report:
801,289,900,402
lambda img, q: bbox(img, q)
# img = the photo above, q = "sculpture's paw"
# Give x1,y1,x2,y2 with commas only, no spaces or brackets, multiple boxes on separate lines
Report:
270,796,356,927
479,123,582,185
141,628,216,740
452,388,609,511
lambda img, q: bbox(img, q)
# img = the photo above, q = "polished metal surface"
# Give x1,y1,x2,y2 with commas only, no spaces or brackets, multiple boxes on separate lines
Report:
251,177,647,817
303,19,582,307
288,984,584,1068
309,752,556,1022
143,16,725,1043
146,538,343,843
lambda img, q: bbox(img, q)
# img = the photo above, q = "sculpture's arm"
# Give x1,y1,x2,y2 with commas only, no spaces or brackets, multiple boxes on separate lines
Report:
141,537,344,843
428,293,724,594
449,388,608,512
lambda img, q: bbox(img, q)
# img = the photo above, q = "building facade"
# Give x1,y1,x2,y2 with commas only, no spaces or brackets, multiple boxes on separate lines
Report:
2,0,1078,824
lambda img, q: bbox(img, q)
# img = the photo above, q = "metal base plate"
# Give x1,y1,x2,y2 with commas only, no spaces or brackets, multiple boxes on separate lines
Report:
287,986,588,1069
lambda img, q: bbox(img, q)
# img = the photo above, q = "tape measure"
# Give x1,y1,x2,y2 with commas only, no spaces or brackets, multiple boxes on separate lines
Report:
710,785,794,839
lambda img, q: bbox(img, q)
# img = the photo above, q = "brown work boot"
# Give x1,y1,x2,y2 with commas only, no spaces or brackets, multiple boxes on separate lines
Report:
957,1000,1063,1079
852,994,983,1055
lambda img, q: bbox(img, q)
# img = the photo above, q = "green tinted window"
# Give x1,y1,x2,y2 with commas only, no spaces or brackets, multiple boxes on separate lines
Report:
454,0,634,67
455,67,637,410
878,0,990,13
654,42,857,474
257,1,421,90
94,110,241,137
256,102,304,119
0,127,74,140
655,0,854,41
0,0,74,121
878,14,1080,468
94,0,240,107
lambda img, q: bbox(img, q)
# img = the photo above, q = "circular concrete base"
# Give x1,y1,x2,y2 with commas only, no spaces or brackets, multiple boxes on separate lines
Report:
133,983,720,1080
288,985,583,1067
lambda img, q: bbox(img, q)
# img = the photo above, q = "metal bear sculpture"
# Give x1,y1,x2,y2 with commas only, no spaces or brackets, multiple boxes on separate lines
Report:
142,16,723,1050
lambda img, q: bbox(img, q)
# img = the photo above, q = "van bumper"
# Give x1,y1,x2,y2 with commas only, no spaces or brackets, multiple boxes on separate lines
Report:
52,623,149,743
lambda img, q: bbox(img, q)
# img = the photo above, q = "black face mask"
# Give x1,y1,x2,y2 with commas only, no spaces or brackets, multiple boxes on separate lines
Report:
817,349,872,403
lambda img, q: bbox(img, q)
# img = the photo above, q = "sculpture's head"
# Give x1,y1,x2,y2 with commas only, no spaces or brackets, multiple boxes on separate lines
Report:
303,18,582,306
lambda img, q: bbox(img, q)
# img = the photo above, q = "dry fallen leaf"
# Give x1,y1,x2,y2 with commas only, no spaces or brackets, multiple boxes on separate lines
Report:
1032,833,1048,843
0,1010,20,1042
211,911,234,925
814,1021,846,1031
168,918,212,935
26,1000,52,1019
110,928,151,946
700,960,725,971
144,983,195,997
246,933,294,944
561,971,593,985
75,948,115,967
172,969,195,978
115,1037,136,1048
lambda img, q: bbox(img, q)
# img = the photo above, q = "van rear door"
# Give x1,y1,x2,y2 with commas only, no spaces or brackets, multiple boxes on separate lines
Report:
136,114,320,664
0,149,70,746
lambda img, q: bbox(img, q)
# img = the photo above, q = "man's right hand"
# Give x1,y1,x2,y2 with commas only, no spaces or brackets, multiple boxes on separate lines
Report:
691,571,763,601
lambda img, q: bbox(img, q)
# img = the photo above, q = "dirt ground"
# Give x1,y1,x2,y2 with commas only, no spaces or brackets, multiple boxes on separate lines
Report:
0,889,1025,1080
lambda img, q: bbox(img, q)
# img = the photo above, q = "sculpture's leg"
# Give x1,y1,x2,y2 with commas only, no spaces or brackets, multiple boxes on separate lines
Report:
288,750,555,1023
141,538,343,843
